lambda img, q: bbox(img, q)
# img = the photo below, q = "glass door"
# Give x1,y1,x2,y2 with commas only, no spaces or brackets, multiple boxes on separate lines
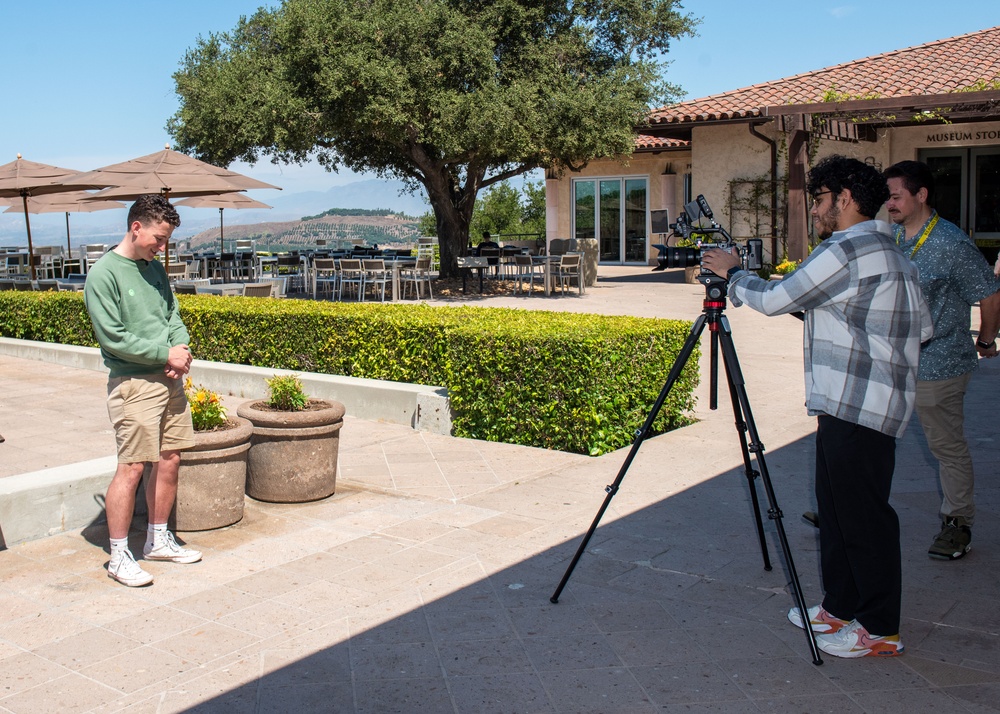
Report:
920,146,1000,263
599,180,622,262
573,177,648,264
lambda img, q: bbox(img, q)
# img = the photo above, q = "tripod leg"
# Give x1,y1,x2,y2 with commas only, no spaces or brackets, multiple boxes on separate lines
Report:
715,317,822,665
716,328,772,572
550,314,708,604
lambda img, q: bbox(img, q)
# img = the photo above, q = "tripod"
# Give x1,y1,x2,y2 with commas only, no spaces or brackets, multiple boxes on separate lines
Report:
550,275,823,665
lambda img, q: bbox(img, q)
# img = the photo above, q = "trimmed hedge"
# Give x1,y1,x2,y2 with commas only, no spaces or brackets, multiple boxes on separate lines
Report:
0,291,698,455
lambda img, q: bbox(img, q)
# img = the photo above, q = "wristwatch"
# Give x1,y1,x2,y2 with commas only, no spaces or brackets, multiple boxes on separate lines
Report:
976,338,996,349
726,266,742,281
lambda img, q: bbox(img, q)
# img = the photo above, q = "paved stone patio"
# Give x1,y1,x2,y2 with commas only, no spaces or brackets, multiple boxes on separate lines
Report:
1,267,998,713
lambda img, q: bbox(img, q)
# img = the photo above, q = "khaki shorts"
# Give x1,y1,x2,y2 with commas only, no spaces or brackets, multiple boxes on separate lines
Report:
107,373,195,463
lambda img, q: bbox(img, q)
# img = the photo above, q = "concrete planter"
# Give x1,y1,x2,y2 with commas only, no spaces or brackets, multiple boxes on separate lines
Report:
236,400,346,503
173,416,253,531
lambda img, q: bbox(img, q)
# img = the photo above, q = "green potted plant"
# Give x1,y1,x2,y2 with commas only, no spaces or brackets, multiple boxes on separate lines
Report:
170,379,253,530
236,374,346,503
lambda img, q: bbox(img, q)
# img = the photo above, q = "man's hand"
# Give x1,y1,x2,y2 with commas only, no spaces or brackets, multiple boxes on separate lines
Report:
977,342,997,358
164,345,192,379
700,248,741,278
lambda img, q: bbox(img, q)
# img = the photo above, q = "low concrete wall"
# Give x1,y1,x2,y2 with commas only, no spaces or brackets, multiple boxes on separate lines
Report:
0,457,118,548
0,338,452,434
0,337,453,547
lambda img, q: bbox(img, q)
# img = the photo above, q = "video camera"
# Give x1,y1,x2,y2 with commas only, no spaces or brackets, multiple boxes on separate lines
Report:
653,195,763,286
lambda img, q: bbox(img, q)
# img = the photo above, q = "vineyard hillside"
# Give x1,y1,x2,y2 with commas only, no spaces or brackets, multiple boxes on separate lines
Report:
188,210,423,250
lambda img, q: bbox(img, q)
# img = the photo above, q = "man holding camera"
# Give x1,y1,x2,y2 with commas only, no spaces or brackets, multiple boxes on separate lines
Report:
703,155,931,659
884,160,1000,561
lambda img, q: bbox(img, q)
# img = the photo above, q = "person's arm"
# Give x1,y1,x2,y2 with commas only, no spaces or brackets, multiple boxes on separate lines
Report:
703,242,850,317
83,270,170,367
976,290,1000,358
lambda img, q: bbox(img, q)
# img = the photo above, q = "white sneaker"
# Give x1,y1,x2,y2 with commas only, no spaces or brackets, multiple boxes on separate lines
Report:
108,550,154,587
143,530,202,564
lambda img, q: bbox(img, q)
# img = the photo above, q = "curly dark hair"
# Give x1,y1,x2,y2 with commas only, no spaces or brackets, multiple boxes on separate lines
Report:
883,160,935,204
806,156,889,219
127,194,180,229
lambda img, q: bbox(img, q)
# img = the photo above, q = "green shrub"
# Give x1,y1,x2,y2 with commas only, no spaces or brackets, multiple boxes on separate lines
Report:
266,374,309,411
0,291,98,346
0,291,698,455
445,310,697,455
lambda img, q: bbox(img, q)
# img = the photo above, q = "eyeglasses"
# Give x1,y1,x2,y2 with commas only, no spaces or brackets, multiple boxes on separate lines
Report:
809,190,833,209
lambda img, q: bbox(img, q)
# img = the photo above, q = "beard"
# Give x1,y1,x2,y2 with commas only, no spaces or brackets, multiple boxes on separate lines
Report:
814,202,841,241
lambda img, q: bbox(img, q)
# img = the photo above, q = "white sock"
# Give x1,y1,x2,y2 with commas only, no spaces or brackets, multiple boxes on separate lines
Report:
147,523,168,548
110,537,130,562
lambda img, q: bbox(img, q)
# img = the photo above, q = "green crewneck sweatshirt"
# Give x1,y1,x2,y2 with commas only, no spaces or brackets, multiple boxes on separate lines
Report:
83,251,190,378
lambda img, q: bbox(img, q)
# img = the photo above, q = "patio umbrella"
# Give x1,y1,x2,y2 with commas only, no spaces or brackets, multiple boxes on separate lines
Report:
2,192,125,256
173,193,271,254
67,146,281,202
65,147,280,267
0,155,111,279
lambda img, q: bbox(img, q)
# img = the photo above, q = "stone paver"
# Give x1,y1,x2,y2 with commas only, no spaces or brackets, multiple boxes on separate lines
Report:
1,266,998,712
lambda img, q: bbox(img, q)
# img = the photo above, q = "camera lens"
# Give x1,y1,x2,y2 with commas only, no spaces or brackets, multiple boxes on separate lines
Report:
657,247,701,270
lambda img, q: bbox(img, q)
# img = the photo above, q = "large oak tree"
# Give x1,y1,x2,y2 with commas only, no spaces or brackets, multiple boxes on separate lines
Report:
168,0,696,275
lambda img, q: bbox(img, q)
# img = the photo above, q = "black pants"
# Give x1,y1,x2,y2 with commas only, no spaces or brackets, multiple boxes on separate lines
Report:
816,415,901,635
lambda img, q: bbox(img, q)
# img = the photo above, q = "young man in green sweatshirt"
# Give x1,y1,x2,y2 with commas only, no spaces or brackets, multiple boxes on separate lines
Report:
84,194,201,587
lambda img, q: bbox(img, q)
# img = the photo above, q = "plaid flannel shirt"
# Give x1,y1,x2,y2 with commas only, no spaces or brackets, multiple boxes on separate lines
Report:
729,220,933,438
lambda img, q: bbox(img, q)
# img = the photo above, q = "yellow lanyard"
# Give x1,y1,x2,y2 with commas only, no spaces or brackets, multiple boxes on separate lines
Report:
899,213,938,259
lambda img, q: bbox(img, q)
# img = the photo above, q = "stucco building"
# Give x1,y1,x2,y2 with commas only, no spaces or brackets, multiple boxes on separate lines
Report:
545,26,1000,266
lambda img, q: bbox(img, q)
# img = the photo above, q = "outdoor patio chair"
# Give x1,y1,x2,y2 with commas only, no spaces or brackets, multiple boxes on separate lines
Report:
513,254,539,294
0,279,17,291
337,259,365,301
553,253,584,295
82,244,107,273
276,255,305,293
172,283,198,295
477,246,501,278
401,256,434,299
13,280,34,291
165,262,188,282
34,279,60,291
312,258,338,300
241,283,274,298
361,258,390,302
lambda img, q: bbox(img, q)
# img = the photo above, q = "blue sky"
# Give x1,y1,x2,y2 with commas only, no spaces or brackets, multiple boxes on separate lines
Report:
1,1,998,198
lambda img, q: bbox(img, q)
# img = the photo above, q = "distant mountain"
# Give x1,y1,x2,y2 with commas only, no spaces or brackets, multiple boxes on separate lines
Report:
187,210,423,251
0,178,431,248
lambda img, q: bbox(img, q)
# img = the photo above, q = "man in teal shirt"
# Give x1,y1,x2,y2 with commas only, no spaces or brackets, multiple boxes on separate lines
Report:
885,161,1000,560
84,194,202,587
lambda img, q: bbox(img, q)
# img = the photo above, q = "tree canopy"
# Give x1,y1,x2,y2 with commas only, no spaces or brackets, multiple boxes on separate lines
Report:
169,0,697,274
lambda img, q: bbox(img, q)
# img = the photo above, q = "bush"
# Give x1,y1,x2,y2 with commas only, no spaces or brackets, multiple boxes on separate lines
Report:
265,374,309,411
445,310,697,455
0,291,698,455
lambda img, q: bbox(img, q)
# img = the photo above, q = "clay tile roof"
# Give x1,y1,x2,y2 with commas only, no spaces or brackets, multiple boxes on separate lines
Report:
635,134,689,149
648,25,1000,126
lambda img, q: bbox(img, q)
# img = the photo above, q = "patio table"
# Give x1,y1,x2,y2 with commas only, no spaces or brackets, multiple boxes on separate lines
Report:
195,282,245,296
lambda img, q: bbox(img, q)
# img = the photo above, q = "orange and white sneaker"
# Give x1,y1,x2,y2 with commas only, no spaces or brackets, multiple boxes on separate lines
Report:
787,604,850,634
815,620,903,658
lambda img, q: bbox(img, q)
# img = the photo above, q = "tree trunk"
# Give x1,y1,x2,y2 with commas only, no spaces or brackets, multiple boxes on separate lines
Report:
424,182,476,279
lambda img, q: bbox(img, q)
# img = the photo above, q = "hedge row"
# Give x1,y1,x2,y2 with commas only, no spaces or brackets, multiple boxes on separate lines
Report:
0,291,699,455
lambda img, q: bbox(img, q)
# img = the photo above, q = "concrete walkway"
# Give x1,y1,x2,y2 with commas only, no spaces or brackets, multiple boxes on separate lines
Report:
1,267,999,713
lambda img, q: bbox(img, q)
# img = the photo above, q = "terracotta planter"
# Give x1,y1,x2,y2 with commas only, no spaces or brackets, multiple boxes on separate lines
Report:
174,416,253,531
236,400,347,503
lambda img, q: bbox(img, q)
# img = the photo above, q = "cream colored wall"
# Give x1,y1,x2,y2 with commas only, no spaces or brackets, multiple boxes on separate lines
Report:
690,123,774,237
547,151,691,263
